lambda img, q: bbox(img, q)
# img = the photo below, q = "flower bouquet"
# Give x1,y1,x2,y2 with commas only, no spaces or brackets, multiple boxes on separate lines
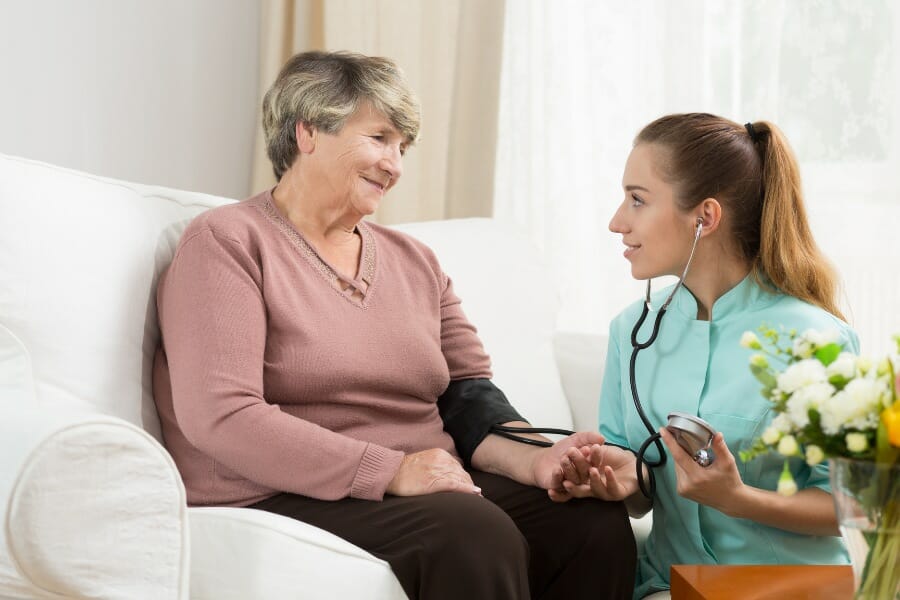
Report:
739,327,900,600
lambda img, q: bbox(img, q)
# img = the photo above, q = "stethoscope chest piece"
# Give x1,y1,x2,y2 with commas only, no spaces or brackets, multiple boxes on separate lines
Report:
666,412,716,467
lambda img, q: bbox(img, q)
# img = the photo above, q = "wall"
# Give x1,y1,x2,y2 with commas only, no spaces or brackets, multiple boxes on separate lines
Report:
0,0,260,199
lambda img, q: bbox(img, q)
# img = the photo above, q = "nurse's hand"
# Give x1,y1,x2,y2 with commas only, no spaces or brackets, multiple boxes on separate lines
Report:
548,444,638,502
659,427,744,510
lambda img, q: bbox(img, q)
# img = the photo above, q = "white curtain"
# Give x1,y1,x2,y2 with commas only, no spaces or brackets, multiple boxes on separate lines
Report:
494,0,900,356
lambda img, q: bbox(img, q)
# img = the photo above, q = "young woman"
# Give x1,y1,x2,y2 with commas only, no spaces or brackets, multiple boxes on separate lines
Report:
552,113,855,598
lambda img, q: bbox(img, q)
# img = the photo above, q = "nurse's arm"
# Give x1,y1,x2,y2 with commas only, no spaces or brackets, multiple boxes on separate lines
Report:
660,428,839,536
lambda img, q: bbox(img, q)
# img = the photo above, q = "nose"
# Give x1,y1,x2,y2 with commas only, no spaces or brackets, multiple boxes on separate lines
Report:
380,145,403,184
609,202,628,234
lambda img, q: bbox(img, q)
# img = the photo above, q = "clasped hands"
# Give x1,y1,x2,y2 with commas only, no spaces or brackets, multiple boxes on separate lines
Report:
547,428,744,510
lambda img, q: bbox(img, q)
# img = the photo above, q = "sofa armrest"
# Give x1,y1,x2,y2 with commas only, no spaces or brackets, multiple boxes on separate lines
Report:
0,406,189,600
553,331,608,432
189,507,408,600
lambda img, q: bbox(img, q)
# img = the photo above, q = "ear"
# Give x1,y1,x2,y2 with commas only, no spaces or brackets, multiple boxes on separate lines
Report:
694,198,723,236
294,121,317,154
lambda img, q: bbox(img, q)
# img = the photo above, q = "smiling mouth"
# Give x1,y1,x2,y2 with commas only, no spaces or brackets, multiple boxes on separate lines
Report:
623,243,640,258
361,175,387,192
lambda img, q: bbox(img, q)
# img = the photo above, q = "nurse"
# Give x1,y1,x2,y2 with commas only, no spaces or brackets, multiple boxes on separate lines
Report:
554,113,856,599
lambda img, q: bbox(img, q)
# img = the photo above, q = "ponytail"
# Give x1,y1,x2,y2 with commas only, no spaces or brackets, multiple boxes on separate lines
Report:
751,121,845,321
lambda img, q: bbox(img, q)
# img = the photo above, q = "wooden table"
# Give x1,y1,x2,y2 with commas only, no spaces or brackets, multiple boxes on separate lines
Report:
670,565,854,599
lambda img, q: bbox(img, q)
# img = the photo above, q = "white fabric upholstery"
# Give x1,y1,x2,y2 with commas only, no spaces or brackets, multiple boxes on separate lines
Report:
0,154,229,443
0,406,188,599
0,153,633,599
393,220,572,429
189,507,405,600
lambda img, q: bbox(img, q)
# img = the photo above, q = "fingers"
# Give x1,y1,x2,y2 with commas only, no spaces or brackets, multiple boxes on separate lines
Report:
568,431,606,447
388,448,482,496
564,447,592,484
658,426,693,470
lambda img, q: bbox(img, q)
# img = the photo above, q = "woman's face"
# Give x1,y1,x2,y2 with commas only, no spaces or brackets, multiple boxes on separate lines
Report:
609,143,697,280
310,103,407,217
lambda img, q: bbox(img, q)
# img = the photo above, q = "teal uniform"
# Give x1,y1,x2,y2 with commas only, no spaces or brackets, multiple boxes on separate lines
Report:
599,276,854,599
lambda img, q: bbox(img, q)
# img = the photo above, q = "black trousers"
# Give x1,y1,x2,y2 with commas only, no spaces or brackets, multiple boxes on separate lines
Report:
250,470,636,600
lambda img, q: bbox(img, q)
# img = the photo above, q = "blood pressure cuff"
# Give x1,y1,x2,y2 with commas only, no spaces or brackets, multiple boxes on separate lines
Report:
437,378,525,467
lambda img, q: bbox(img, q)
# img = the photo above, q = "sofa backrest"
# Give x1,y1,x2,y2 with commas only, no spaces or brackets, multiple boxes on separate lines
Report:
0,154,228,441
0,154,573,445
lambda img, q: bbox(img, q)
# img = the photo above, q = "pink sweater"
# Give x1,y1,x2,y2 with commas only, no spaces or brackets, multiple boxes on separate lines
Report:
153,191,492,507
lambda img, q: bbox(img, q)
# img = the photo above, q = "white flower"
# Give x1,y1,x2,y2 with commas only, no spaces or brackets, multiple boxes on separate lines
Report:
803,329,839,348
845,432,868,453
820,378,889,434
785,382,835,428
741,332,762,349
750,354,769,368
805,445,825,466
792,338,814,359
761,426,781,445
826,352,857,380
856,356,872,375
777,359,827,394
777,467,799,496
771,413,794,433
777,435,800,456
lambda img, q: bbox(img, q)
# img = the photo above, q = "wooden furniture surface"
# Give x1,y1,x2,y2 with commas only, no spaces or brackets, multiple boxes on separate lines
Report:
670,564,854,600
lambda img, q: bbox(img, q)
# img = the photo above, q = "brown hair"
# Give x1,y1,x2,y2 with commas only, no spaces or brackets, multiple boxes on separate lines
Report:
636,113,844,320
262,51,421,180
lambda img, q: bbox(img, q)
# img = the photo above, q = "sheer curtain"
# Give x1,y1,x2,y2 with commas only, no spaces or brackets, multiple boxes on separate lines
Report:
494,0,900,355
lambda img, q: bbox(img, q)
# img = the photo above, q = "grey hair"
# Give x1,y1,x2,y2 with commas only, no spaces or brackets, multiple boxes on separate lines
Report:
262,50,421,180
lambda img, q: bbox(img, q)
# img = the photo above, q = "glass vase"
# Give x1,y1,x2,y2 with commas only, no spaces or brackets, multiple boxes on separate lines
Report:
830,457,900,600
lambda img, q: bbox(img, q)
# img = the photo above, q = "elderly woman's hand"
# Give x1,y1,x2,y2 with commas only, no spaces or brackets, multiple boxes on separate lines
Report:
386,448,482,497
547,443,639,503
528,432,606,492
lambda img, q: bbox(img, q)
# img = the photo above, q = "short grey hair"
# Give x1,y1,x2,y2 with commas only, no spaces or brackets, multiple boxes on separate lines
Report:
262,50,421,180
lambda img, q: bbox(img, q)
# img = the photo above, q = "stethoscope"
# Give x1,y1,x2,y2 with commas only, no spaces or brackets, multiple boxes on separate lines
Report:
491,217,716,499
630,217,717,498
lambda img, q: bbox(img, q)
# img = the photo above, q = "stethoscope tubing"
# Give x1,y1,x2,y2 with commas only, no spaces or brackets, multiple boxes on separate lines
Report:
631,218,704,498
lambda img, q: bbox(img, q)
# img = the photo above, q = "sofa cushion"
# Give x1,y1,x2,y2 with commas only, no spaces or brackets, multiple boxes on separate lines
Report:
189,507,407,599
394,219,573,429
0,153,229,441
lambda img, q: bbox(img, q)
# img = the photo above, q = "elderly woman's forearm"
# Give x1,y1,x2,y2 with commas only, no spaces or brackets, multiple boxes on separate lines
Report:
470,421,548,486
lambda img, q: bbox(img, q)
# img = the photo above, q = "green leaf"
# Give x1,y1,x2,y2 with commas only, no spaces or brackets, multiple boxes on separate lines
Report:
750,363,777,391
814,343,842,366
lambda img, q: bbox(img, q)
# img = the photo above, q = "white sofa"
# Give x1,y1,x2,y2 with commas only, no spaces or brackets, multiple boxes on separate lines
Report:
0,153,649,599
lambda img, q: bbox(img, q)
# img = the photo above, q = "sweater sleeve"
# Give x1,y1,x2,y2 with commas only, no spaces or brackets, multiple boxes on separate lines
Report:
158,227,403,501
438,274,493,380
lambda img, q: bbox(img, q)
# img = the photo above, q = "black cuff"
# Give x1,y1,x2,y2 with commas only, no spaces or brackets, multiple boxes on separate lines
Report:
437,378,524,467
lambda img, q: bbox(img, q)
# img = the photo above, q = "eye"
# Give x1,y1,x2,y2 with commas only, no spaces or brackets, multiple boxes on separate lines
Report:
370,134,384,142
631,193,645,207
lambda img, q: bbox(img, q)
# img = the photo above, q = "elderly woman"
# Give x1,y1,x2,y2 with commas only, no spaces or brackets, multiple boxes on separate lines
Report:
153,50,634,600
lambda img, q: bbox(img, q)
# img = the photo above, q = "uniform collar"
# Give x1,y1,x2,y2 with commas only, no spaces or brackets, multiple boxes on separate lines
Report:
667,274,778,322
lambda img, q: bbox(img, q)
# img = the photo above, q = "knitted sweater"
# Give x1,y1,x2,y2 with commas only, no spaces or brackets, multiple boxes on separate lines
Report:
152,190,492,507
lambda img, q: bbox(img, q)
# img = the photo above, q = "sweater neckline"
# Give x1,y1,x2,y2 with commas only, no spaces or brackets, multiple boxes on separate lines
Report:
258,191,377,309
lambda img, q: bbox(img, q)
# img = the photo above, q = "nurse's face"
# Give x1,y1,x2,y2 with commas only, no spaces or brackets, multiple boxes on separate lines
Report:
609,143,698,280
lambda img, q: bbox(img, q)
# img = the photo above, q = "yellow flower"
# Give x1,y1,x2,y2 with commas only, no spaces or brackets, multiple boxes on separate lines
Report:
882,402,900,447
